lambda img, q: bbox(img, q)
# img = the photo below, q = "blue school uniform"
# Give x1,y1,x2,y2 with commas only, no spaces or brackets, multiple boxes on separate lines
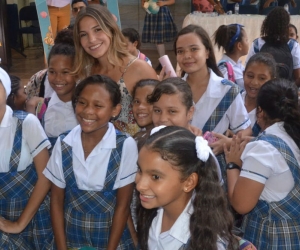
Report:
0,111,52,250
242,133,300,249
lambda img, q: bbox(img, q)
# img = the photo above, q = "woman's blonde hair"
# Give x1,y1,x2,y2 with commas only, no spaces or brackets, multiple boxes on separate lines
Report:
73,5,130,79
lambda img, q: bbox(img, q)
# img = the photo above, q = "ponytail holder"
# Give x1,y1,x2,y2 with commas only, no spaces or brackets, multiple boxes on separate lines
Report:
228,24,244,51
150,125,167,136
195,136,212,162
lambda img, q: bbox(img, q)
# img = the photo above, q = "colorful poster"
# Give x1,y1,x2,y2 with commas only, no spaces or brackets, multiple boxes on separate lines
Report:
35,0,53,60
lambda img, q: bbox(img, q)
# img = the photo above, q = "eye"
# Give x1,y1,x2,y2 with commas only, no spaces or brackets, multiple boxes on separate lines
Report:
176,49,183,55
77,100,86,105
191,47,198,51
153,108,161,113
246,74,253,79
79,33,86,38
95,104,103,108
48,70,54,74
133,99,140,104
152,175,160,180
169,110,176,114
95,28,102,32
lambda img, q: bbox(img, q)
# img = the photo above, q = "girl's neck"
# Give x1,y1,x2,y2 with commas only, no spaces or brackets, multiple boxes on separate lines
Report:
57,92,73,103
244,93,257,113
225,52,240,64
187,67,210,87
144,123,154,131
161,193,192,233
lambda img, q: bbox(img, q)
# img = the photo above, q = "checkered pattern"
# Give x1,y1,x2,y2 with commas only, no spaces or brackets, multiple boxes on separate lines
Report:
141,6,178,44
60,131,135,249
251,122,261,137
202,79,239,133
242,133,300,249
0,111,52,250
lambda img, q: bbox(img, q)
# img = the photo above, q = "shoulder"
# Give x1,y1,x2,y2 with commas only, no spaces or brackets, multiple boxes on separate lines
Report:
128,58,157,80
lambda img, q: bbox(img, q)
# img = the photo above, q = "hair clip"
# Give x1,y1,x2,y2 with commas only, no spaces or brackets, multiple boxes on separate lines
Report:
150,125,167,136
195,136,212,162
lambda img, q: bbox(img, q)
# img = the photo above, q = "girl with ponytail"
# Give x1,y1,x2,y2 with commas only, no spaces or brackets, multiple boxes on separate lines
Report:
225,78,300,249
136,126,253,250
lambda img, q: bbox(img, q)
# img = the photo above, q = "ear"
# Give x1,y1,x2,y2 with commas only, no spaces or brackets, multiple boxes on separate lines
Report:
187,105,194,122
112,103,121,118
236,41,242,51
205,49,209,59
133,41,138,48
183,172,198,193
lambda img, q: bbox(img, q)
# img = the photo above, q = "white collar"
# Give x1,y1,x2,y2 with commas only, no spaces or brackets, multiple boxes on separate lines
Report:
0,105,13,128
206,69,230,98
155,198,193,244
48,91,72,108
221,54,242,67
264,121,285,134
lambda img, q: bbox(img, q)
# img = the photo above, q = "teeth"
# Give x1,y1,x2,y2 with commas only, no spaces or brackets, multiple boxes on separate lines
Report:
90,43,102,50
137,114,148,118
55,84,65,87
142,194,155,199
83,118,95,123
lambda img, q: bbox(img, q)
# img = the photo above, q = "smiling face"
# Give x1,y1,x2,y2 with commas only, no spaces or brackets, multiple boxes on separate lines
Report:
176,33,209,75
75,84,121,135
135,147,187,211
152,93,194,129
79,16,111,61
244,62,272,99
48,55,76,102
13,83,27,110
132,85,155,129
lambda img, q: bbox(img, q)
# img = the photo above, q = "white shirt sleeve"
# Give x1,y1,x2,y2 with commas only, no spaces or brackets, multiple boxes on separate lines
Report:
23,114,51,158
226,94,251,134
291,41,300,69
245,41,256,65
113,137,138,189
43,137,66,189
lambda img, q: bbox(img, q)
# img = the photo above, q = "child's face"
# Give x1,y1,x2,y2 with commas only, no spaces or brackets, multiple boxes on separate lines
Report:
13,83,27,110
132,85,154,129
79,16,111,60
240,30,249,56
72,2,86,17
152,93,193,129
136,147,188,211
48,55,76,102
289,27,298,40
0,82,6,107
244,62,272,100
176,33,209,75
75,84,120,134
124,36,138,56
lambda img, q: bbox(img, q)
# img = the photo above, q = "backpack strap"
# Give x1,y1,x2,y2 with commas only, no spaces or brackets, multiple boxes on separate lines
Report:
218,60,235,83
38,71,48,97
253,38,260,53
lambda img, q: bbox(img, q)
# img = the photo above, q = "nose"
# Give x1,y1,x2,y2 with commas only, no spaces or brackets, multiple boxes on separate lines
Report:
54,73,64,83
88,33,96,43
83,103,94,115
184,50,191,59
135,173,148,193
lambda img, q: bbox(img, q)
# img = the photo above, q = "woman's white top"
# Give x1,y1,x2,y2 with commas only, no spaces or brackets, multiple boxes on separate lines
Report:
246,37,300,70
44,92,78,137
43,123,138,191
46,0,70,7
219,54,245,89
241,91,256,128
185,69,250,134
241,122,298,202
148,198,226,250
0,106,50,172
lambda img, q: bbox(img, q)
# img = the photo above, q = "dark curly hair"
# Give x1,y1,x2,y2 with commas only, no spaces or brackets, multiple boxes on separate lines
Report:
260,7,290,44
214,24,245,54
136,126,238,250
257,78,300,149
72,74,121,110
174,24,223,78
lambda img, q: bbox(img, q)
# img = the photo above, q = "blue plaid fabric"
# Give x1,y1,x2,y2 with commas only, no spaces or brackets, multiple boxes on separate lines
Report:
141,6,177,44
0,111,52,250
242,133,300,249
251,121,261,137
202,79,240,133
60,131,135,249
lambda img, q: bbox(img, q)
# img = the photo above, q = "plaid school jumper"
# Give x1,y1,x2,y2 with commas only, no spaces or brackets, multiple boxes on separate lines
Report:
142,5,177,44
60,131,135,249
202,79,241,188
0,111,52,250
242,133,300,249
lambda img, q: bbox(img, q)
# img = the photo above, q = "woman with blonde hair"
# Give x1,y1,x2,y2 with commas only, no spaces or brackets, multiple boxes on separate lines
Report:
73,5,157,136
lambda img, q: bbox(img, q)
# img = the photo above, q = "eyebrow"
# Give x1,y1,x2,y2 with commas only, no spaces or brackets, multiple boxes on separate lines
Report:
137,161,166,177
177,44,199,49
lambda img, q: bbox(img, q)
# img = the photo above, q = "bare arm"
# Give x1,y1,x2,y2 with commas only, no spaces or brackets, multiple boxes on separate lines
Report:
293,68,300,87
0,148,51,233
51,184,67,250
157,0,175,6
107,183,134,250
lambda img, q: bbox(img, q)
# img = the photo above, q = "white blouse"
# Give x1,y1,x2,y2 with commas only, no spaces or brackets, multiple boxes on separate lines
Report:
0,106,50,172
241,122,299,202
43,123,138,191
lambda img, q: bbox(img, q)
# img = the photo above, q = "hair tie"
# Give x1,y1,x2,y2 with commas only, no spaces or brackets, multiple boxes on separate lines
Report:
228,24,244,51
195,136,212,162
150,125,167,136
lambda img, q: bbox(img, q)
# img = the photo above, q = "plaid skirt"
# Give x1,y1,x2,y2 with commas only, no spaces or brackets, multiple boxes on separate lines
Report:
60,132,135,249
242,134,300,249
142,6,178,44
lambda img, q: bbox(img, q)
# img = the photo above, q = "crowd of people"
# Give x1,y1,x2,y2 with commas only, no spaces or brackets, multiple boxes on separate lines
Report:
1,2,300,250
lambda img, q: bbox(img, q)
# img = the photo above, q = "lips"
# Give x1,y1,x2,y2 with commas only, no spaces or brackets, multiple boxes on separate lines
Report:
140,194,155,202
53,83,67,90
89,42,103,50
136,113,149,118
81,118,96,125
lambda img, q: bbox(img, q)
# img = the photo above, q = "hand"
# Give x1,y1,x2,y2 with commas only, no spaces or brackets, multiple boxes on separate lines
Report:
188,124,202,136
263,0,272,8
0,217,24,234
156,1,165,7
224,134,245,167
209,132,231,155
225,129,234,138
157,66,171,81
25,97,44,114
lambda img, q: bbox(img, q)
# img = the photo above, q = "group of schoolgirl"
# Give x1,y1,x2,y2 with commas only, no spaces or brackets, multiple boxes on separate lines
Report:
1,4,300,250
